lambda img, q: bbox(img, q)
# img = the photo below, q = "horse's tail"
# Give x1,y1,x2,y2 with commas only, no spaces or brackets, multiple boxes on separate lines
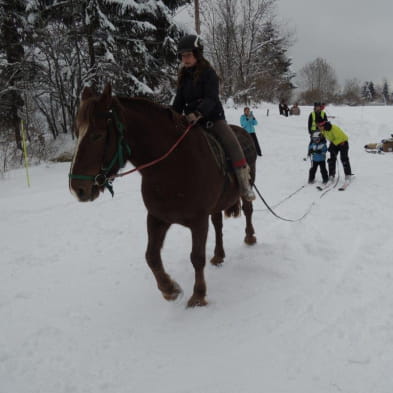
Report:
224,200,241,218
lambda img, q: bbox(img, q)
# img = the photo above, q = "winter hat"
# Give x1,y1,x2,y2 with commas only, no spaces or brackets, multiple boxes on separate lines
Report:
177,35,204,58
312,131,321,137
317,121,332,130
311,131,321,140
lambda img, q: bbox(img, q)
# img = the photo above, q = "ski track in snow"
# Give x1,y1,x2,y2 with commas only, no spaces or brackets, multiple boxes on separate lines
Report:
1,105,393,393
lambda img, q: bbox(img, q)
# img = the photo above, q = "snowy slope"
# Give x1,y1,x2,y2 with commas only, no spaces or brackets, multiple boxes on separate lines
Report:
1,105,393,393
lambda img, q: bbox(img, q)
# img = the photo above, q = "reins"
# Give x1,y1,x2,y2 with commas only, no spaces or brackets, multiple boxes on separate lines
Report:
253,184,315,223
69,109,193,196
109,122,193,180
252,168,341,223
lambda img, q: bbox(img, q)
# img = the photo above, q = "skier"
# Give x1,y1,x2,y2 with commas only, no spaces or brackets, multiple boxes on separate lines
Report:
317,121,353,181
307,132,328,184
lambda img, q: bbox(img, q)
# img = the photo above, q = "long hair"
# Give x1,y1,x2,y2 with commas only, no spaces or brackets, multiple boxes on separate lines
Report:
177,53,213,87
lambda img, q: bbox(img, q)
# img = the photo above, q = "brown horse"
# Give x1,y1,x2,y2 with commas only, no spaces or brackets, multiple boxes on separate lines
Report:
69,83,257,307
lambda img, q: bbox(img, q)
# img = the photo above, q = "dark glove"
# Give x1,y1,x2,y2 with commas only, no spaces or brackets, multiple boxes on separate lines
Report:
186,111,202,126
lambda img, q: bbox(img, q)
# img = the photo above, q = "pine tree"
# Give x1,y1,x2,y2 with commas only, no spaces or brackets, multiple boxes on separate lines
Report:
105,0,183,98
368,81,376,101
253,20,294,102
382,80,389,104
361,82,373,102
0,0,26,149
23,0,189,139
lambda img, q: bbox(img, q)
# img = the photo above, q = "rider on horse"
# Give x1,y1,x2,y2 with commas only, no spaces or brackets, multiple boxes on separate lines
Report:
172,35,256,202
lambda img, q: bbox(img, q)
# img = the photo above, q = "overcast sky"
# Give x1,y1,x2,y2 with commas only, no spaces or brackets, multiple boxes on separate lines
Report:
276,0,393,87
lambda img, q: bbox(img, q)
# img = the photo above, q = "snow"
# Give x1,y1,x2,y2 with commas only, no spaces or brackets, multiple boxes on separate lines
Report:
1,104,393,393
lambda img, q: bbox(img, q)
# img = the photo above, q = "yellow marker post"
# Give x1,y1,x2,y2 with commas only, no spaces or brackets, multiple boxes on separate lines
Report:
21,119,31,187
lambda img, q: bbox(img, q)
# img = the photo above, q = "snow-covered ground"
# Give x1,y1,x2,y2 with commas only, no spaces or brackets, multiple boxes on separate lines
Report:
1,104,393,393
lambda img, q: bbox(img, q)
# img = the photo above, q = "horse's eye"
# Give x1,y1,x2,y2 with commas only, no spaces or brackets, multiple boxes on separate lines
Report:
90,132,105,142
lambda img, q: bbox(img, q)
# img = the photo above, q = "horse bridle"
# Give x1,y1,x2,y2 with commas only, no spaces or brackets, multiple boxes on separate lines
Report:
70,108,194,197
69,109,131,197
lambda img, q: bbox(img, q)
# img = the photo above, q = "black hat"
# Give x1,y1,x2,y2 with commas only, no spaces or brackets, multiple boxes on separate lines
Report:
177,35,203,56
314,102,321,107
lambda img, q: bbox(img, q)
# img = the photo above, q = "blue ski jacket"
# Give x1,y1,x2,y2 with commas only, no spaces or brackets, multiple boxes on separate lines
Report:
240,114,258,133
309,141,327,162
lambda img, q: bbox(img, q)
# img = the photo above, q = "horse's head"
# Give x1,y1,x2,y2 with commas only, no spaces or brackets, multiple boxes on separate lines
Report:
69,83,119,202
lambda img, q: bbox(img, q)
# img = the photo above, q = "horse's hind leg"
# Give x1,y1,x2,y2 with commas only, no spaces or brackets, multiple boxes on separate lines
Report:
242,199,257,245
146,213,182,301
210,212,225,266
188,216,209,307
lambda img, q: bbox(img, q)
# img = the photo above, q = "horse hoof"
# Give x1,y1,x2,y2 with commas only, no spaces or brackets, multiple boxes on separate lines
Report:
244,235,257,245
162,281,182,301
210,256,224,266
187,296,208,308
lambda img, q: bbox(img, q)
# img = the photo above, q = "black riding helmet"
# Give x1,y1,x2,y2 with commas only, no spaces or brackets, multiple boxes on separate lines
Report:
177,35,203,58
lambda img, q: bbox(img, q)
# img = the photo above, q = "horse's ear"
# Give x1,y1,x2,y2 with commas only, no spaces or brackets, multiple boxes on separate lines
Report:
101,83,112,108
81,86,94,101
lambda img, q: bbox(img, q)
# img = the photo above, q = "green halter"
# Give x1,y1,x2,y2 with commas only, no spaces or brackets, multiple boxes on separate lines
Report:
69,110,131,197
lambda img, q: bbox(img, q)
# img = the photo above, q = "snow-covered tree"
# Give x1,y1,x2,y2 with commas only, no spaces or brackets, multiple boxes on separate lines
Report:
252,20,294,102
201,0,293,103
22,0,190,139
382,80,390,104
361,81,376,102
0,0,26,149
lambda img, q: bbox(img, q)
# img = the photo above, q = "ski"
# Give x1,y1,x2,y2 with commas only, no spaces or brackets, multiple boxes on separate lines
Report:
316,177,340,197
338,182,350,191
316,182,334,198
316,179,334,191
338,175,354,191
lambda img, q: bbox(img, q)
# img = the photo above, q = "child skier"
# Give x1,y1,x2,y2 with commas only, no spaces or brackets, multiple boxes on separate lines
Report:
308,131,329,184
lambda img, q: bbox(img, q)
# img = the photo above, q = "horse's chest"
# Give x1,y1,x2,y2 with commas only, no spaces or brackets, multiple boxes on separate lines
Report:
142,178,215,220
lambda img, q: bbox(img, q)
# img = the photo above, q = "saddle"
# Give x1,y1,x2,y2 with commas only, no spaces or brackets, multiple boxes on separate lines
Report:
201,124,256,175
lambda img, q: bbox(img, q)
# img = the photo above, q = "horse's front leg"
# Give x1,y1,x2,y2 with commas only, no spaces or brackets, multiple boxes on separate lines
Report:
187,216,209,307
210,212,225,265
145,213,182,301
242,199,257,245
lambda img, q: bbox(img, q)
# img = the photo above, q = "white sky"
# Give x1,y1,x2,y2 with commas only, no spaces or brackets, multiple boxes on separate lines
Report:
276,0,393,86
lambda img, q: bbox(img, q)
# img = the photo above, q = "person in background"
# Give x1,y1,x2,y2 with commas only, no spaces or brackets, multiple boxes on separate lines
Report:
172,34,255,201
307,131,328,184
279,101,289,117
317,121,353,181
240,107,262,157
308,102,327,136
290,103,300,115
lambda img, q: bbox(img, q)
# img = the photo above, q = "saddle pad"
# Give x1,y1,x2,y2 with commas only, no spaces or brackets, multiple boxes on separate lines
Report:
202,125,256,174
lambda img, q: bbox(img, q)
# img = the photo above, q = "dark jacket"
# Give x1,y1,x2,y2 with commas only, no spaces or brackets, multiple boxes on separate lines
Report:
172,66,225,122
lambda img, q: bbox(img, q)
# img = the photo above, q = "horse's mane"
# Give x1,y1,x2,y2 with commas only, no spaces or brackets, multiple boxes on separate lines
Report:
114,96,187,130
78,93,187,132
